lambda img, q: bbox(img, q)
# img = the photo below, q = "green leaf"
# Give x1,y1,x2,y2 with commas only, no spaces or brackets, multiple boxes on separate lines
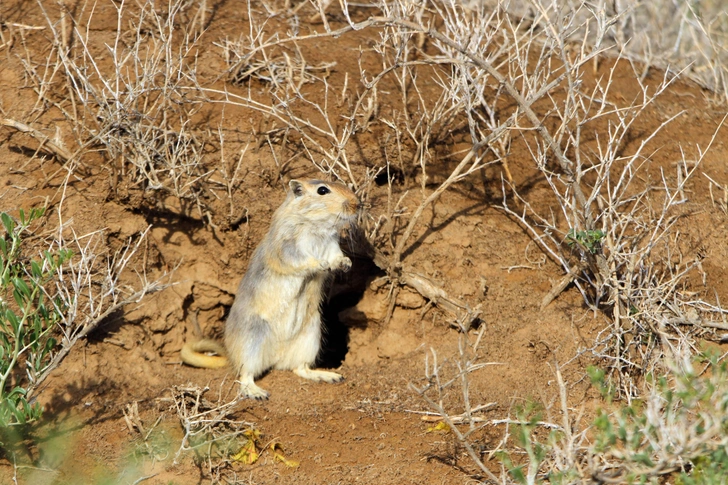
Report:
45,337,57,353
1,213,15,235
5,309,19,333
7,387,27,399
53,296,65,315
12,277,31,300
23,400,33,420
30,260,42,280
0,310,8,333
38,303,48,321
11,402,28,424
32,315,43,340
31,207,45,221
633,453,654,467
59,248,73,265
509,465,526,484
0,238,7,258
13,289,23,309
42,250,54,270
0,330,9,349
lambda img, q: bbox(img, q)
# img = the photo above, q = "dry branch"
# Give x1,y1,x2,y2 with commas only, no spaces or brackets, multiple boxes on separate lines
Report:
401,272,481,330
409,381,501,483
26,283,167,400
372,248,480,329
540,263,585,311
1,118,73,162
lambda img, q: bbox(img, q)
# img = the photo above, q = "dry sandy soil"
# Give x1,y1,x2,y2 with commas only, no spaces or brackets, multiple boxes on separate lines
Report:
1,1,728,484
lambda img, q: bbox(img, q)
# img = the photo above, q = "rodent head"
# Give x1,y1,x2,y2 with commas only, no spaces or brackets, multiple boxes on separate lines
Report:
287,179,359,230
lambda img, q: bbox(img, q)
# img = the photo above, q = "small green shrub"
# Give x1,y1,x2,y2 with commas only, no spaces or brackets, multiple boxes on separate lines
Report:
496,355,728,484
0,208,71,428
566,228,605,255
589,354,728,484
496,402,551,485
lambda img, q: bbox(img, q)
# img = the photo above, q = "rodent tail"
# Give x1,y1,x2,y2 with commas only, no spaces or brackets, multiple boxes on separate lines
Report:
180,339,228,369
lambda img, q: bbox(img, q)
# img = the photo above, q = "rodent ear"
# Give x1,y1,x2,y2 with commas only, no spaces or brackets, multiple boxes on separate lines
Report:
289,180,304,197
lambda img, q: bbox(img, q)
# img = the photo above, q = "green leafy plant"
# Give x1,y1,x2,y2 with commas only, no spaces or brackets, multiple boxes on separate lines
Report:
566,228,606,255
0,208,72,427
487,356,728,484
589,354,728,484
496,402,551,485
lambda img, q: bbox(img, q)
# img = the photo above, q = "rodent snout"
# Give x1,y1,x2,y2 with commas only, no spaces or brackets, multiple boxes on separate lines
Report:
344,198,363,215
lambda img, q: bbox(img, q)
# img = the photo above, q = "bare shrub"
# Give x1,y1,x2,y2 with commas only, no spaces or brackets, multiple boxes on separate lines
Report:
166,384,254,481
28,181,171,400
28,0,218,221
412,338,728,483
477,0,728,103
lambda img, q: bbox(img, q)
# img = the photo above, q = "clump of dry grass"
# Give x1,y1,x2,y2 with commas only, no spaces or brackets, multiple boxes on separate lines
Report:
167,384,250,465
123,384,255,482
16,0,222,224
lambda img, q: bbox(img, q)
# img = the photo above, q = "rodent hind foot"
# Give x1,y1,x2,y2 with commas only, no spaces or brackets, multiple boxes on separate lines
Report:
294,366,344,383
236,378,270,400
242,385,270,400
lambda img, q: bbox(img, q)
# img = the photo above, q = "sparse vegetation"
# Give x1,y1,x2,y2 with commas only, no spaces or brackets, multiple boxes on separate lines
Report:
588,354,728,483
414,345,728,483
1,0,728,482
0,204,167,424
0,208,69,428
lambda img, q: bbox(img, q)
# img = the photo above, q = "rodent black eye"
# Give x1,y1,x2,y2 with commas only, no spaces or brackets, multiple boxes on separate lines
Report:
317,186,331,195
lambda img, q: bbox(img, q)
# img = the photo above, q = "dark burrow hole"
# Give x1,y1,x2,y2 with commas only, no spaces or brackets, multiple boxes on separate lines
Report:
374,167,404,186
318,255,382,369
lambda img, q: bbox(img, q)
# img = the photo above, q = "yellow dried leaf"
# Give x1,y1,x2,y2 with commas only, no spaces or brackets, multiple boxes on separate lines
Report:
270,442,299,468
232,430,261,464
273,452,300,468
426,421,451,433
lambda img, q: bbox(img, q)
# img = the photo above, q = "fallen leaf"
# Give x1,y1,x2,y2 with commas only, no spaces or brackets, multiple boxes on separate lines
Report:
270,442,299,468
426,421,451,433
232,429,262,464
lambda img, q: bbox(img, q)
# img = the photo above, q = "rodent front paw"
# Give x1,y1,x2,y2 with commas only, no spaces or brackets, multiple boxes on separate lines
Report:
337,256,352,272
320,256,351,273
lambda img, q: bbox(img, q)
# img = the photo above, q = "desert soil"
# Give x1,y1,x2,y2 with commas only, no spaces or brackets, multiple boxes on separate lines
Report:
1,1,728,484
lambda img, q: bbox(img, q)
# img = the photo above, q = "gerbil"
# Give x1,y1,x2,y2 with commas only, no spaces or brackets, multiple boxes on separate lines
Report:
181,179,359,399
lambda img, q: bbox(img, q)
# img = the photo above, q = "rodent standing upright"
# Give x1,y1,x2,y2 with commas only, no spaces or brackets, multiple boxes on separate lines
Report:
181,179,360,399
